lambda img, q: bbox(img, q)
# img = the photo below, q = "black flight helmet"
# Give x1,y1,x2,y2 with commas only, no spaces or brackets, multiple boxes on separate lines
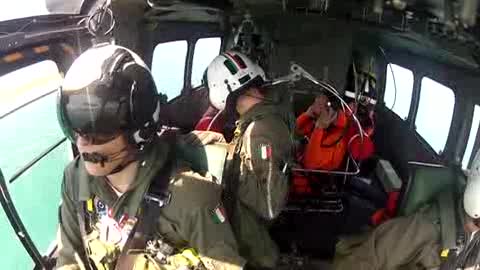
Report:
57,44,160,147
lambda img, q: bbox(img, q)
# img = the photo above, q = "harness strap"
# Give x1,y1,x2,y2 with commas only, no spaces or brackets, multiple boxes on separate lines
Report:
76,134,178,270
223,135,243,221
223,111,294,220
77,202,95,270
222,114,258,221
437,190,458,251
115,134,177,269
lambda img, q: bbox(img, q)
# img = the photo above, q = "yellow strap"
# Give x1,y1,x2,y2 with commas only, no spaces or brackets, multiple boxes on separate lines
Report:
169,254,191,267
84,231,119,270
87,198,94,213
441,249,450,258
181,248,201,266
168,248,202,268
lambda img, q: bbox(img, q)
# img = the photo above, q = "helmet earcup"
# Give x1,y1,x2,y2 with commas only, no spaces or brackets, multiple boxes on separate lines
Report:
106,49,160,133
126,65,159,128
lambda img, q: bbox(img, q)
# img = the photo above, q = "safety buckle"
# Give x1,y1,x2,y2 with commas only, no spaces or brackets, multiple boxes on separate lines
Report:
144,192,172,208
145,238,175,264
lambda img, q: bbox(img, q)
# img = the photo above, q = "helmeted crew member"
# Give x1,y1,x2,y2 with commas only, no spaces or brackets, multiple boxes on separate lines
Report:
334,150,480,270
188,50,294,269
55,44,245,270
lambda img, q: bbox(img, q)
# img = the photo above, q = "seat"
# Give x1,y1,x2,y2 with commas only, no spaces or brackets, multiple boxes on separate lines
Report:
396,162,466,217
175,143,229,183
395,162,467,250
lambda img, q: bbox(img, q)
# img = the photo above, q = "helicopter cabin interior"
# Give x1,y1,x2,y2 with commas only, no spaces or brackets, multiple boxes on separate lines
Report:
0,0,480,269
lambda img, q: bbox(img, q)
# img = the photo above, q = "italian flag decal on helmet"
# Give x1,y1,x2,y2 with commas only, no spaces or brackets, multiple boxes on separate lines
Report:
206,50,267,110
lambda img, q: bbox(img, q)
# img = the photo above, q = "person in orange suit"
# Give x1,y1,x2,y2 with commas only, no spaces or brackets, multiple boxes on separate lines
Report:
296,93,349,171
292,92,349,195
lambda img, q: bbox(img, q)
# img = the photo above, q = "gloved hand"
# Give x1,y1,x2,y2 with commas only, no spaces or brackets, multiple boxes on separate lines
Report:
305,105,321,119
182,131,226,146
307,94,330,119
315,107,337,129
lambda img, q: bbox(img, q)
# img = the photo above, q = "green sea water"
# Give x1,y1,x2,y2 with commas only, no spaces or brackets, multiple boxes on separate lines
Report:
0,92,70,269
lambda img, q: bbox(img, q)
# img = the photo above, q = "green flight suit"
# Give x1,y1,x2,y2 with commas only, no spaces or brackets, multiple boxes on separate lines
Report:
55,138,245,270
334,205,442,270
226,101,294,269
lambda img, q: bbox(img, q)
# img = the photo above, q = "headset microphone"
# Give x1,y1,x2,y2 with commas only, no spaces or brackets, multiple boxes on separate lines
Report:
81,146,131,167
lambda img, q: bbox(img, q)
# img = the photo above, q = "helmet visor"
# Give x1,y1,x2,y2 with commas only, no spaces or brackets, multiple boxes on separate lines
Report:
73,132,122,145
57,83,130,142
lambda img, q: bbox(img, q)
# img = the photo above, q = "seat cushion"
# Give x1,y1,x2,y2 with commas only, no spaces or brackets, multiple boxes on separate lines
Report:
176,143,229,183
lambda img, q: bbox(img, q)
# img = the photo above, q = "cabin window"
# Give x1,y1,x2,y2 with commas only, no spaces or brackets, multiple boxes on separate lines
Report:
415,77,455,154
462,105,480,169
384,64,414,120
151,40,188,101
191,37,222,88
0,60,69,268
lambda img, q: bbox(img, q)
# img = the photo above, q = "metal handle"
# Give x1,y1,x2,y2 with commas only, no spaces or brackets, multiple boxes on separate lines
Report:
291,154,360,176
270,62,366,144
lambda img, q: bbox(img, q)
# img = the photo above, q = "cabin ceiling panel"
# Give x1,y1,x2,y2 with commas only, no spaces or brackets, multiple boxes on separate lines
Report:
265,16,353,92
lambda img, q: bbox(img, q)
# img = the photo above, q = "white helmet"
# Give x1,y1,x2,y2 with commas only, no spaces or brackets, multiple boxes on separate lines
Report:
464,149,480,219
205,51,267,110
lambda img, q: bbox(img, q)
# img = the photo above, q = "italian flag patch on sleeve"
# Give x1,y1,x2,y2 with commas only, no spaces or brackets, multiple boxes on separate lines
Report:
260,144,272,160
212,205,226,224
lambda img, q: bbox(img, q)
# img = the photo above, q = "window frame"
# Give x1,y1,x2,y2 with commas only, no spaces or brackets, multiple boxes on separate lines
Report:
0,38,78,269
383,63,415,121
0,57,68,269
381,59,460,159
151,39,190,102
188,35,223,93
412,76,457,156
461,104,480,170
190,36,222,90
149,35,223,103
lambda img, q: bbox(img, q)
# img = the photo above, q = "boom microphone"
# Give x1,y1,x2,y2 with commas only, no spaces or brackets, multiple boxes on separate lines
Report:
81,146,130,167
82,152,110,165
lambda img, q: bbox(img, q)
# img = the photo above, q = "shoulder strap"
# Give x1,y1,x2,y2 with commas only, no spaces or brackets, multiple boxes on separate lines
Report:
141,140,176,241
76,201,96,270
437,190,458,251
223,138,243,221
223,116,268,219
115,135,177,269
